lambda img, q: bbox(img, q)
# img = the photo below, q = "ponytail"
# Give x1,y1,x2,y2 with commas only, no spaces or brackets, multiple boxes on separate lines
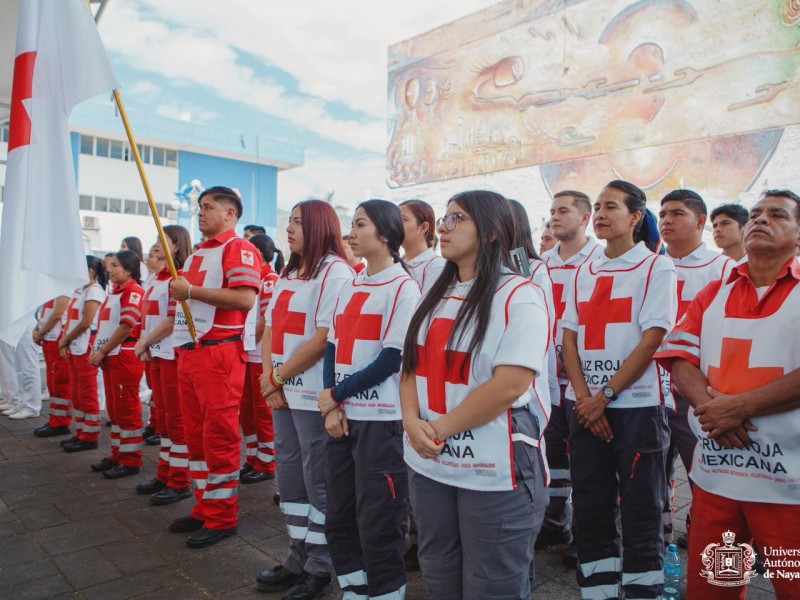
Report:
635,209,665,255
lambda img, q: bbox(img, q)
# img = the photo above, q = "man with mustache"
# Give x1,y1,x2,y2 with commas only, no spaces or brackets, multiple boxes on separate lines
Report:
656,189,800,599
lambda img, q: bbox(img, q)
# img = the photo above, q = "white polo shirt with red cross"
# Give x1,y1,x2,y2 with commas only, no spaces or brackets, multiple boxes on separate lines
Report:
266,255,354,411
328,262,421,421
561,241,677,409
404,272,550,491
656,258,800,504
543,238,604,386
668,242,733,321
405,248,447,296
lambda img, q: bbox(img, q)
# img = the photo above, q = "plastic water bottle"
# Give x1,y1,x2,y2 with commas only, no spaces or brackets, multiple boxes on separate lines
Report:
664,543,682,600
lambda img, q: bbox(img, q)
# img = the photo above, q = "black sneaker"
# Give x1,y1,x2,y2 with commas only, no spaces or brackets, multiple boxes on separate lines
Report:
150,487,192,506
90,457,117,472
144,433,161,446
63,440,98,453
102,464,140,479
60,436,80,447
136,478,167,495
34,425,71,438
255,566,305,593
283,574,332,600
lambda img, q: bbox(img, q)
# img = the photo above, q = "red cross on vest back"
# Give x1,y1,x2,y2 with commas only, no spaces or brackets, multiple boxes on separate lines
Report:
334,292,383,365
707,338,785,396
66,299,80,328
676,280,691,319
9,52,36,152
578,276,632,350
271,291,307,355
143,288,161,324
98,303,112,325
184,256,207,286
416,318,471,414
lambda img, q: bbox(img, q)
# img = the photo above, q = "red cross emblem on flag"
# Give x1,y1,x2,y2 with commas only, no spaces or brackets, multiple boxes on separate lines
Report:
334,292,383,365
416,318,471,413
578,276,632,350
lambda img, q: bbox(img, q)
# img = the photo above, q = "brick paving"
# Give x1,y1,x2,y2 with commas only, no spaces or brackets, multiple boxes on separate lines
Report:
0,397,776,599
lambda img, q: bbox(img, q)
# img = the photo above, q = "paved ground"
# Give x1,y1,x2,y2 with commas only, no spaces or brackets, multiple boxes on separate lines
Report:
0,397,777,599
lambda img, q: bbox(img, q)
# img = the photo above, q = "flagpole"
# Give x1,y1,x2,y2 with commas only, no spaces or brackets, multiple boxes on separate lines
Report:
112,90,198,342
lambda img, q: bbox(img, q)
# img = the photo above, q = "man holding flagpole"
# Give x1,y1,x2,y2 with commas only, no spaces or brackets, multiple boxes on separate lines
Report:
0,0,119,347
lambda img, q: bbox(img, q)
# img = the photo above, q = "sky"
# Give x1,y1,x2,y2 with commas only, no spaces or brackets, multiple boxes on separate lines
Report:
94,0,500,211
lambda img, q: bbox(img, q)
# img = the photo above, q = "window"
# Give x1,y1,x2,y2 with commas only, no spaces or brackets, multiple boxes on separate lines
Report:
137,201,151,216
152,147,165,166
110,140,123,160
138,144,150,163
80,135,93,155
165,149,178,168
0,126,8,143
123,199,137,214
95,196,108,211
79,195,93,210
96,138,110,157
108,197,122,213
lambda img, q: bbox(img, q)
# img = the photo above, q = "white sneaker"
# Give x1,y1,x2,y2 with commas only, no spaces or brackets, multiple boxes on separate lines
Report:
2,405,21,416
9,407,40,420
0,402,14,411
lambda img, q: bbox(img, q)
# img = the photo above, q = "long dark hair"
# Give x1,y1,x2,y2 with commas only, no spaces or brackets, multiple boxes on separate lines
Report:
163,225,192,269
283,200,346,280
399,199,437,249
115,250,142,284
248,233,275,264
356,199,407,271
605,180,663,254
402,190,515,374
122,236,144,262
87,255,108,290
274,248,285,274
508,199,540,262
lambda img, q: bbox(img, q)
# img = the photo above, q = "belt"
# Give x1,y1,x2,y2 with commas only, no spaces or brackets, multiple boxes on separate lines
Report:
178,334,241,351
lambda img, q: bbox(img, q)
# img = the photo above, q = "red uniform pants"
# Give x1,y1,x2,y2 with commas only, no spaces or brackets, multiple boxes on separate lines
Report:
103,349,146,468
688,485,800,599
178,342,246,530
240,362,276,474
149,358,190,489
68,350,99,442
43,340,72,428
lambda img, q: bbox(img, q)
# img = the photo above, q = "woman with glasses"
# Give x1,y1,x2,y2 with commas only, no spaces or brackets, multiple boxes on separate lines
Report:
402,190,550,600
256,200,353,599
561,180,676,600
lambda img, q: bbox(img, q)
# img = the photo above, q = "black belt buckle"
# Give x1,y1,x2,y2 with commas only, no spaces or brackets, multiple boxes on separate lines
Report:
179,334,241,351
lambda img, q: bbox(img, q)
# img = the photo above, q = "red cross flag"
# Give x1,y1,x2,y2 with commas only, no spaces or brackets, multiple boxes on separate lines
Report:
0,0,119,344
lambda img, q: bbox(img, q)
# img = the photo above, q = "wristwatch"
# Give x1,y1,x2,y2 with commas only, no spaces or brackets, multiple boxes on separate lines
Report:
601,385,618,401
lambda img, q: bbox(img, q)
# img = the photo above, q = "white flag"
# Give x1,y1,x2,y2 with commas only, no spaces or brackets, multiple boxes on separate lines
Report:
0,0,119,344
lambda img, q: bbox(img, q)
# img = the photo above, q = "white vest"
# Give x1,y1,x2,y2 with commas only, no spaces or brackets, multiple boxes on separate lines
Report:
142,277,175,360
39,298,64,342
329,263,420,421
267,257,354,410
405,248,447,295
691,278,800,504
544,240,604,386
95,294,125,357
173,238,236,345
246,271,279,364
566,247,676,409
671,244,732,320
66,284,105,356
404,273,551,491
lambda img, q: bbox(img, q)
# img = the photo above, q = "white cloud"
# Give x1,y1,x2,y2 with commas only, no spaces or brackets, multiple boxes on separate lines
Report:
155,102,219,123
277,150,389,210
99,2,387,152
125,80,161,99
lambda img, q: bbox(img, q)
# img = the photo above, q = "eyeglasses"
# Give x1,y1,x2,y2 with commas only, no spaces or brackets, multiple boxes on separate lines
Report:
436,213,471,232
